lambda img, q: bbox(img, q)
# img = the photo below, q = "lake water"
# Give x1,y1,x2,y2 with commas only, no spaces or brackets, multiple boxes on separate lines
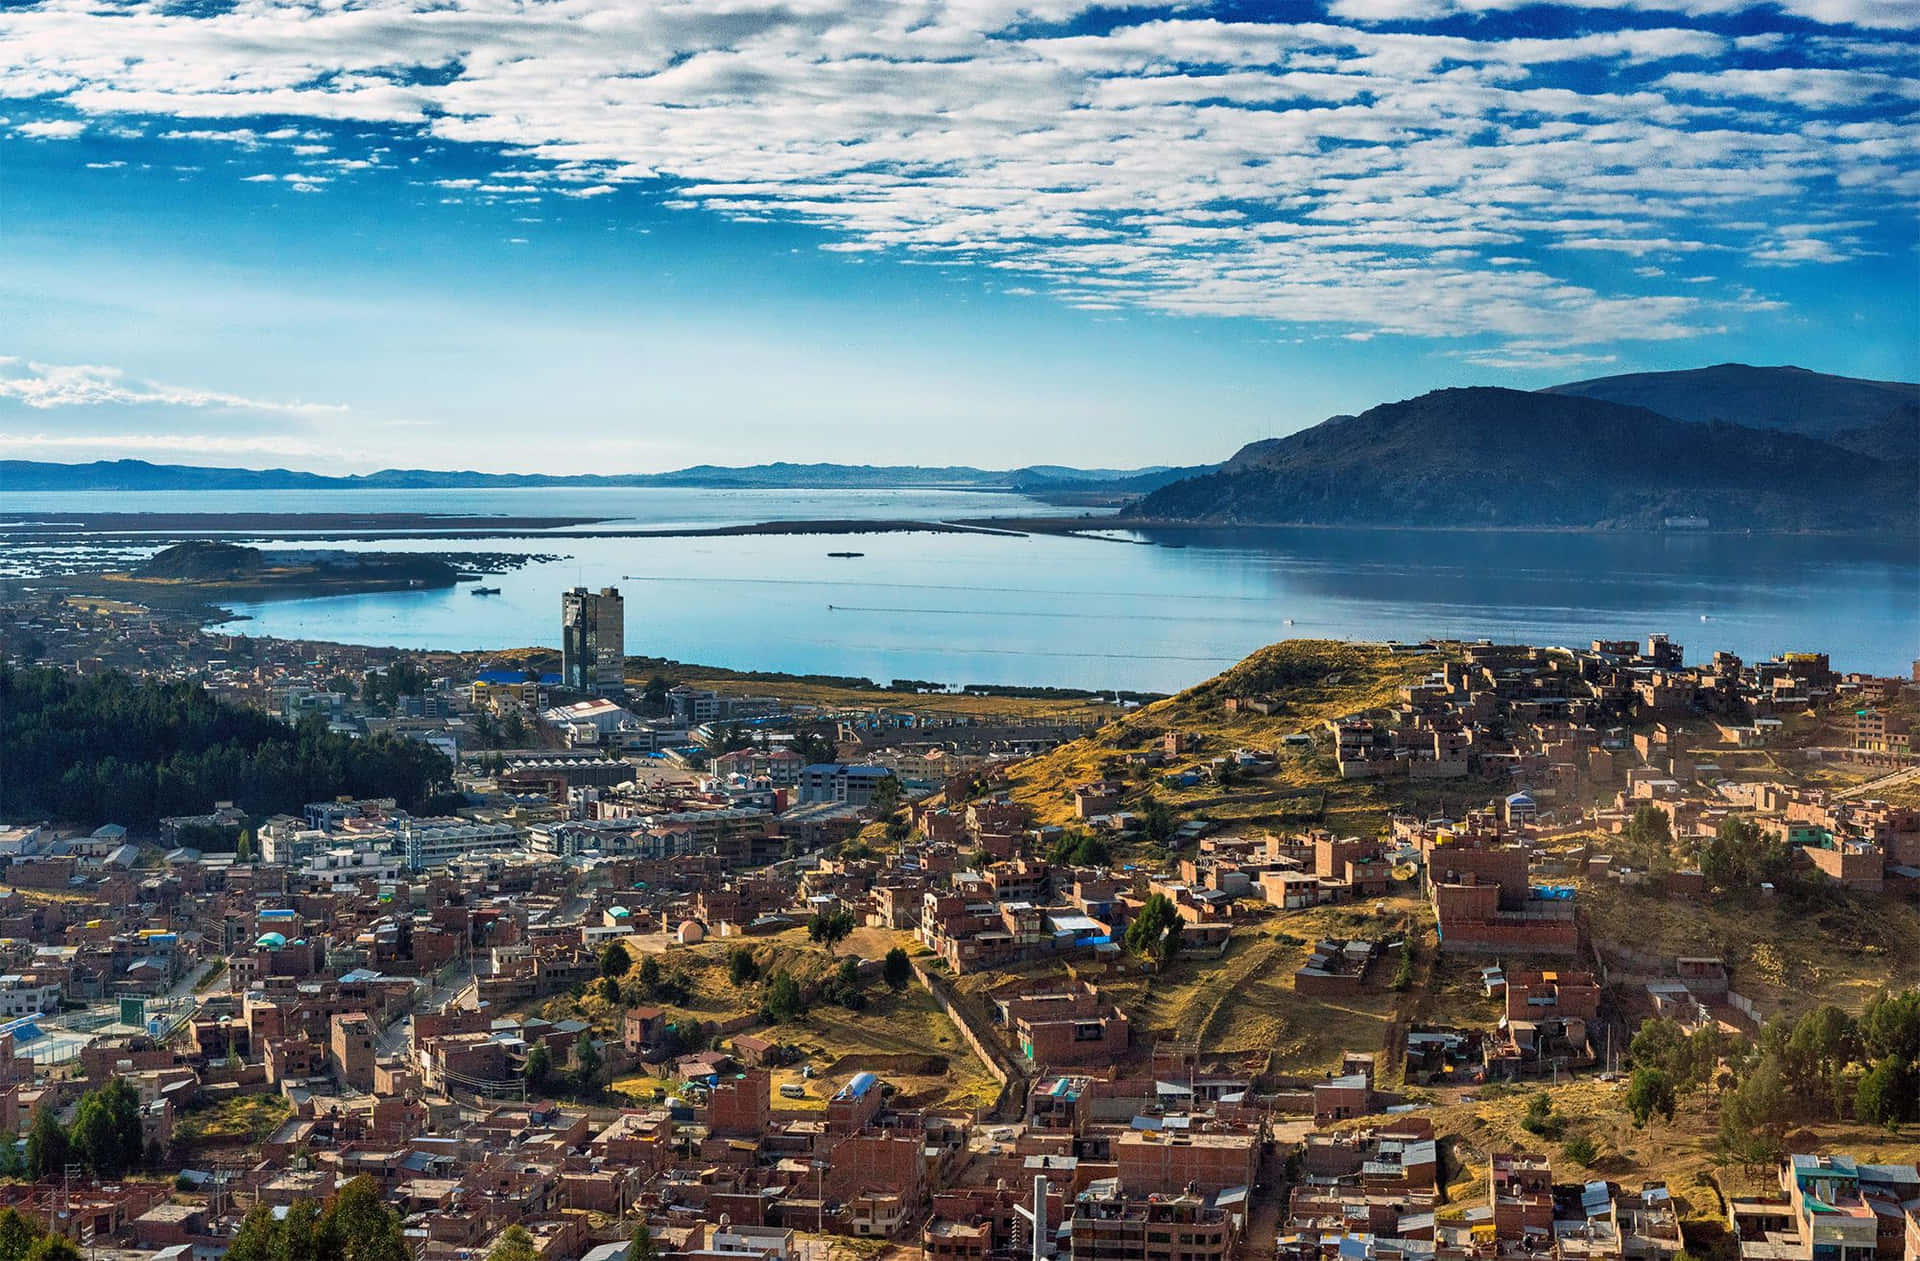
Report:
1,485,1077,531
8,488,1915,691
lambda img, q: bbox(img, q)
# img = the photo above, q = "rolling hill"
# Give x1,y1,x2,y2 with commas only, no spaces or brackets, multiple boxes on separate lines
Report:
1131,386,1915,532
0,458,1168,494
1545,363,1919,461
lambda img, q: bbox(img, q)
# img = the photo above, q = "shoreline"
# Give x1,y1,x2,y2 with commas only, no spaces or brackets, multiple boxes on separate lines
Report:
5,508,1912,545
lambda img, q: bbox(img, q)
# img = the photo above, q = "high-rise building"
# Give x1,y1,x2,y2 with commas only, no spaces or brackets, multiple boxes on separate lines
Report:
561,585,625,695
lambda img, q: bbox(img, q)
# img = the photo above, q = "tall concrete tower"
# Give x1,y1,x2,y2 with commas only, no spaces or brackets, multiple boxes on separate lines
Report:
561,585,625,696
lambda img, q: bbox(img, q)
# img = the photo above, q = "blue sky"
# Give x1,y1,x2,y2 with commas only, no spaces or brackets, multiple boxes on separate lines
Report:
1,0,1915,473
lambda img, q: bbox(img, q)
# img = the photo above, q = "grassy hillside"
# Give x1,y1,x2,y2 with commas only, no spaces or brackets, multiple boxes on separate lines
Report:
1002,639,1455,834
562,925,1001,1114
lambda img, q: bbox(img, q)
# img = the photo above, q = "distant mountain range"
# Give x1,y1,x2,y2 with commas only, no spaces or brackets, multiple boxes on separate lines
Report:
1545,364,1918,462
0,459,1181,494
1132,365,1919,533
8,364,1913,534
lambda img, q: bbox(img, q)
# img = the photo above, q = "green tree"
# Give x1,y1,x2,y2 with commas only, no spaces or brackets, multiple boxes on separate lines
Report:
601,941,631,980
1856,1057,1912,1127
866,774,901,816
1861,990,1920,1065
824,957,867,1011
70,1093,120,1178
637,955,662,995
762,972,805,1022
1125,893,1184,963
627,1224,660,1261
24,1107,67,1181
1048,832,1111,867
883,947,912,992
1140,798,1177,844
0,1209,45,1261
489,1225,538,1261
1786,1005,1860,1119
571,1034,603,1095
101,1078,143,1174
1561,1134,1599,1167
524,1042,552,1090
1624,802,1672,850
1701,815,1789,893
321,1175,409,1261
235,829,255,863
1720,1050,1790,1165
24,1238,80,1261
1626,1067,1677,1128
807,910,855,955
1520,1092,1562,1138
727,948,759,987
226,1204,280,1261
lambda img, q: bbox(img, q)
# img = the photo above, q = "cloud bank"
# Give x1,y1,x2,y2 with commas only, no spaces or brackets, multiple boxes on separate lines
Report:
2,0,1914,362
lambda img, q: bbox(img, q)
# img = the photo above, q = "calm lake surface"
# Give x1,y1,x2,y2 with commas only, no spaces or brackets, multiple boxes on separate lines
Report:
9,488,1914,691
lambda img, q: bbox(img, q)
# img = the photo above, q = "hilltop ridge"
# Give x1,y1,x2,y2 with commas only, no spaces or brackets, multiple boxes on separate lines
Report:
1133,383,1916,532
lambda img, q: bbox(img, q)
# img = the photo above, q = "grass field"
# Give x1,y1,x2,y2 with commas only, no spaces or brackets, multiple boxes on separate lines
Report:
1424,1079,1920,1233
1000,640,1456,834
571,926,1000,1113
943,891,1493,1080
1579,878,1920,1022
759,985,1003,1113
175,1093,292,1147
665,666,1124,723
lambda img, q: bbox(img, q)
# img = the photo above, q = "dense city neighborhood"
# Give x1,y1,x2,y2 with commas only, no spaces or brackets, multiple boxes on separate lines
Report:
0,588,1917,1261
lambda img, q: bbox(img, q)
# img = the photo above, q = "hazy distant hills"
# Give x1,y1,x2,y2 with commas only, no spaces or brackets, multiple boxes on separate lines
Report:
1133,380,1919,533
0,459,1175,494
1545,363,1920,462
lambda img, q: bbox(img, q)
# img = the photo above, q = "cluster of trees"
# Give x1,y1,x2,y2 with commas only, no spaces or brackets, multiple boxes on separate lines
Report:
1140,798,1177,845
760,947,912,1023
1520,1091,1566,1139
1124,893,1184,963
1629,1017,1729,1095
1699,816,1791,894
1048,831,1111,868
866,774,902,817
807,910,856,953
1638,992,1920,1165
364,660,429,710
0,666,450,828
1625,1067,1678,1129
16,1082,152,1181
467,707,528,749
228,1175,408,1261
524,1032,603,1097
0,1209,80,1261
1622,803,1673,852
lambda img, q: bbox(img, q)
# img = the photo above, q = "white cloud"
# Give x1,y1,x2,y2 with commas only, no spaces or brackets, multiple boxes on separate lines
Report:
13,117,83,137
0,431,339,459
0,0,1910,362
0,356,347,418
